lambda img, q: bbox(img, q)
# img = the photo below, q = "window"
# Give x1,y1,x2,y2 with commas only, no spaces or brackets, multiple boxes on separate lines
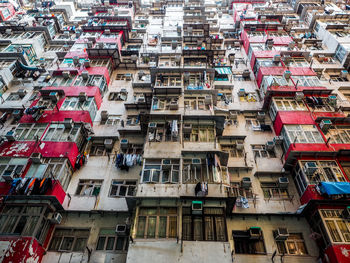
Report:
96,229,128,251
156,75,182,87
183,125,215,142
327,126,350,144
15,123,47,141
136,207,177,239
245,118,261,130
0,205,48,238
43,123,82,146
321,209,350,243
182,158,215,183
252,145,276,158
277,233,308,255
6,92,21,101
105,115,121,125
25,158,72,191
288,57,309,67
152,97,179,111
335,44,346,63
48,76,74,87
261,182,289,200
293,161,347,195
229,182,254,199
221,144,244,158
270,97,307,113
75,180,103,196
142,159,180,184
184,96,210,110
49,228,89,252
281,125,324,151
305,97,334,112
148,122,179,142
0,158,27,181
182,207,226,242
60,97,97,121
73,75,107,96
233,229,266,254
109,180,137,197
292,76,321,87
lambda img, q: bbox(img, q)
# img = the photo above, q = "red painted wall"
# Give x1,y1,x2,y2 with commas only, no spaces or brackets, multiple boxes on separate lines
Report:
0,237,45,263
46,180,66,204
273,111,315,135
300,185,324,205
325,244,350,263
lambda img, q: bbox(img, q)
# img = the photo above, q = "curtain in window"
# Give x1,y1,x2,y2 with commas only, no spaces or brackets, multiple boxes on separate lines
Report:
168,216,177,238
193,217,203,241
158,216,167,238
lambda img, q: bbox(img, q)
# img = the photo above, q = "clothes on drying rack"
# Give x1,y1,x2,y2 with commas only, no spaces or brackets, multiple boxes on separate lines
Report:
7,177,53,196
115,153,143,170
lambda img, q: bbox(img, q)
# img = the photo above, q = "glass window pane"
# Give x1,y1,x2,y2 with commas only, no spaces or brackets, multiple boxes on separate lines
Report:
193,217,203,241
60,237,74,251
136,216,146,238
116,237,125,250
168,217,177,238
215,217,226,241
106,237,115,250
182,216,192,240
205,217,215,241
73,238,87,251
147,216,157,238
96,237,106,250
158,217,167,238
3,216,18,234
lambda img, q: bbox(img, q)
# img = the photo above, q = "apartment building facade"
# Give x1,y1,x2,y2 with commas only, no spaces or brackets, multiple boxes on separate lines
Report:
0,0,349,263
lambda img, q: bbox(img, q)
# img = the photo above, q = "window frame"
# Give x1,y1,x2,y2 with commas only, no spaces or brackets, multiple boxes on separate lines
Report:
109,180,137,197
75,179,103,197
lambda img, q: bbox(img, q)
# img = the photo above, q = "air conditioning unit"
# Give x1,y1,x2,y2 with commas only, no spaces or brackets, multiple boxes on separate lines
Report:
170,99,179,110
238,88,245,97
283,70,292,80
342,206,350,219
62,118,73,129
278,177,289,188
273,55,281,63
116,224,128,235
49,92,59,103
18,89,26,98
341,70,348,78
249,227,262,240
242,69,250,78
328,95,337,107
5,29,12,34
265,141,275,150
192,158,201,165
62,71,70,79
82,71,89,80
295,92,304,101
274,228,289,241
148,122,157,131
192,201,203,215
5,131,17,141
257,112,265,121
104,139,114,150
273,136,284,145
183,123,192,133
304,162,317,175
101,111,109,122
138,95,145,103
105,29,111,35
30,152,42,164
205,95,211,105
79,92,87,102
120,139,129,149
236,142,244,150
241,177,252,189
320,119,332,133
48,212,62,224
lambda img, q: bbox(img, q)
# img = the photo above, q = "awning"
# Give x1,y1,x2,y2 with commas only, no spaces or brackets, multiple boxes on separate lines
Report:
215,67,232,75
319,182,350,196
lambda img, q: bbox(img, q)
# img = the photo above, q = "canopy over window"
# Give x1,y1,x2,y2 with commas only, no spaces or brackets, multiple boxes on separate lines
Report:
319,182,350,195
